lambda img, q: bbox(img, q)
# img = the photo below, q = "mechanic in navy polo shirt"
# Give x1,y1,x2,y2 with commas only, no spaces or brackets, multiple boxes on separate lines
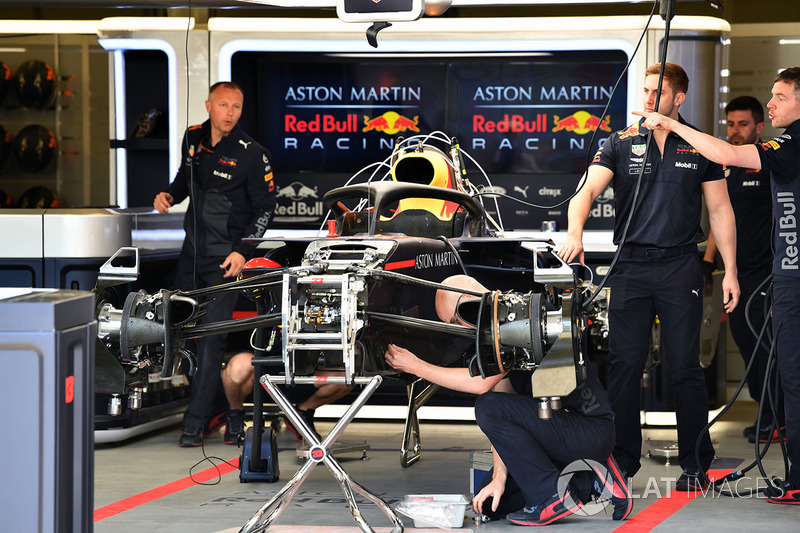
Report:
559,62,740,493
703,96,782,444
154,81,276,448
636,66,800,505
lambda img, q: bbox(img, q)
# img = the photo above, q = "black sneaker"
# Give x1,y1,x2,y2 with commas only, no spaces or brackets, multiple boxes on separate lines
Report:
750,426,787,444
223,409,246,445
675,468,708,492
284,406,321,442
506,492,580,526
178,411,226,447
178,425,203,447
765,481,800,505
743,423,756,439
591,456,632,520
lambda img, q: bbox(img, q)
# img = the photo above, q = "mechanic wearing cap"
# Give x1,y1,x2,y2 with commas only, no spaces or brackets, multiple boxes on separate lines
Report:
153,81,276,447
559,62,740,492
703,95,782,445
635,66,800,505
385,275,632,526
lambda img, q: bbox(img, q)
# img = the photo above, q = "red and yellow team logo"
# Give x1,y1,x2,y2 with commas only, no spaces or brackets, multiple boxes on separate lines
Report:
618,121,641,140
362,111,420,134
552,111,611,134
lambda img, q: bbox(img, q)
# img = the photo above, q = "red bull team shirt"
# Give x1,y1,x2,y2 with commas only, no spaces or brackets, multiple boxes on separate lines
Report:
165,120,277,259
592,116,724,248
756,118,800,279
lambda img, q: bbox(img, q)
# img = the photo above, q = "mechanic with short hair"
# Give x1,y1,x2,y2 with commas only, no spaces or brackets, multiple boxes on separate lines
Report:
153,81,276,447
385,275,632,526
635,66,800,504
559,62,740,492
703,95,782,444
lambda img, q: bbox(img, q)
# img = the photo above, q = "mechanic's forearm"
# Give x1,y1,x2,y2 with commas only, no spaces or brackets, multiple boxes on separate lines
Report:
670,121,742,167
410,359,501,395
490,445,508,481
708,209,738,278
703,231,717,263
566,189,593,239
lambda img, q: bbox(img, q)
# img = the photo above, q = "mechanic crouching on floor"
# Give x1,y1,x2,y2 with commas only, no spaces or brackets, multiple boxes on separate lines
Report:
384,275,632,526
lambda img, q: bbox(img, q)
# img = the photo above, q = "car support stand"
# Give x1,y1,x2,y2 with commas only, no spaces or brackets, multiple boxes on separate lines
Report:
400,378,439,467
238,374,404,533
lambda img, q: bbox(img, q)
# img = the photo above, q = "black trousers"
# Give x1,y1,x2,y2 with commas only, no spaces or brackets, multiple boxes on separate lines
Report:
474,392,614,509
177,253,239,428
608,251,715,476
771,279,800,486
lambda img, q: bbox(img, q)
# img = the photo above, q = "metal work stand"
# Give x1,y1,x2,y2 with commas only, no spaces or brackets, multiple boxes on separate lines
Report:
296,440,370,461
238,374,404,533
400,378,439,468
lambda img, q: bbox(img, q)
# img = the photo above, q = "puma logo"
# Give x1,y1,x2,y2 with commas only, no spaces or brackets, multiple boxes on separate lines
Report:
691,289,700,297
239,140,252,149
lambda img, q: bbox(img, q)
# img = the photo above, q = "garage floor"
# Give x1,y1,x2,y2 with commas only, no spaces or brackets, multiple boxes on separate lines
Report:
94,399,796,533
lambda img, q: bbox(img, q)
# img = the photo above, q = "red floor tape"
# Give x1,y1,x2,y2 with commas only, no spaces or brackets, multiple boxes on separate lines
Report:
94,458,240,522
96,456,731,531
611,468,732,532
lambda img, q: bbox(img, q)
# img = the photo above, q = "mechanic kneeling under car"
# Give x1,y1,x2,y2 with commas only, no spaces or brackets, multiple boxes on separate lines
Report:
383,275,633,526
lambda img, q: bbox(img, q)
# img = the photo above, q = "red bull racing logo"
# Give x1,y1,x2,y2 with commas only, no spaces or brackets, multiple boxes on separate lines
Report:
618,121,641,140
275,180,324,218
552,111,611,134
362,111,420,134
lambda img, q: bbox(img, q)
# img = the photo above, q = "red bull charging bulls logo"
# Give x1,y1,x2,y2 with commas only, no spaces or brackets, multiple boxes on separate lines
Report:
552,111,611,134
362,111,420,134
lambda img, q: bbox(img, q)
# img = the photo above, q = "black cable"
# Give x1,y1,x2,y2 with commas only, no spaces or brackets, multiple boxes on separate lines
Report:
188,401,240,486
188,64,198,292
176,2,240,487
754,345,784,483
698,107,781,496
507,0,659,214
692,206,785,495
752,216,777,354
437,235,469,275
699,302,772,496
755,289,788,482
358,267,485,297
581,0,672,309
695,279,790,497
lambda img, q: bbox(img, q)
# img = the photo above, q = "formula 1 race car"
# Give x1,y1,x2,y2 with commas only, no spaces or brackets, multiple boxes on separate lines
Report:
92,132,608,533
